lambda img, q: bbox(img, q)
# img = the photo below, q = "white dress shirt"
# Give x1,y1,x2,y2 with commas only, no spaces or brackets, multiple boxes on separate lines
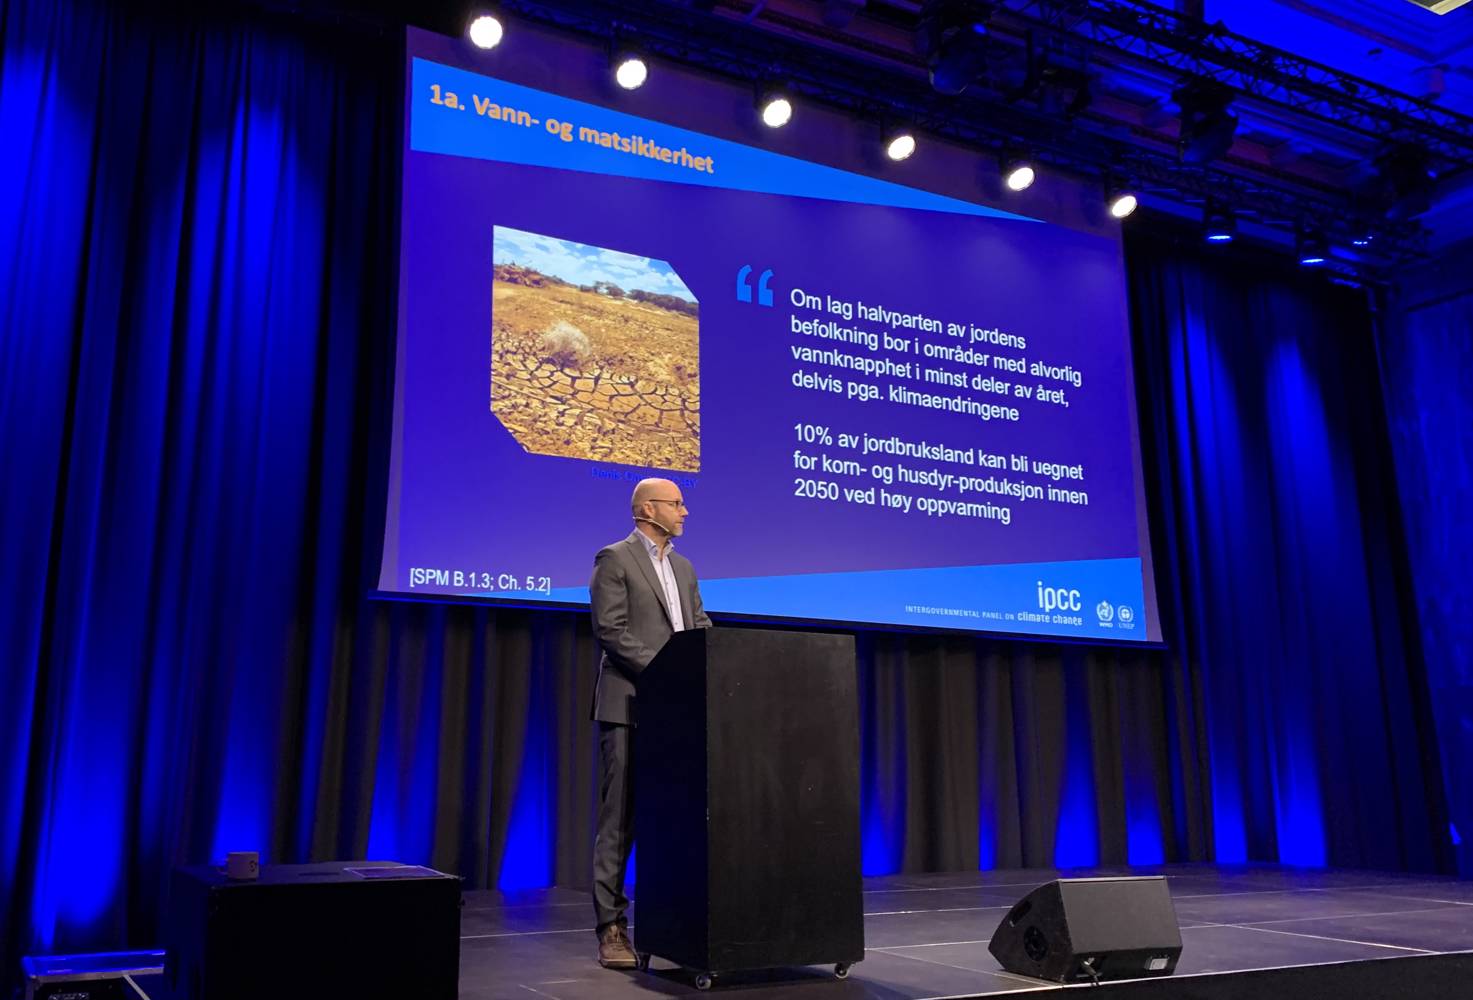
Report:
636,530,686,632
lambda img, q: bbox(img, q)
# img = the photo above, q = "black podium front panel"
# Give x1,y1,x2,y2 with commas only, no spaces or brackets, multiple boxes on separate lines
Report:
635,627,863,974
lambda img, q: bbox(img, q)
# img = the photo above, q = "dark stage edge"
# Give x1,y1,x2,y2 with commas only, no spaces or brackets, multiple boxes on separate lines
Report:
127,864,1473,999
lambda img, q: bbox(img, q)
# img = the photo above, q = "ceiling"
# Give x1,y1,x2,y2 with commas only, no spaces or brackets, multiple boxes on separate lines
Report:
1203,0,1473,245
289,0,1473,266
677,0,1473,264
1205,0,1473,116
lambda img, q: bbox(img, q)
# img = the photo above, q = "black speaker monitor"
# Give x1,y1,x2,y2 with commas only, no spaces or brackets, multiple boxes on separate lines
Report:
988,876,1182,983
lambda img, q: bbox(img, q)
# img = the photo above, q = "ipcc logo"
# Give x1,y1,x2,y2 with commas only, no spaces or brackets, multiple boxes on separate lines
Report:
1037,582,1081,613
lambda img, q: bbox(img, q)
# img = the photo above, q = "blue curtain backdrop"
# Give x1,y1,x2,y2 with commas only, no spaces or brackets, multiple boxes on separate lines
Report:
1127,233,1446,875
0,0,1452,984
1379,247,1473,877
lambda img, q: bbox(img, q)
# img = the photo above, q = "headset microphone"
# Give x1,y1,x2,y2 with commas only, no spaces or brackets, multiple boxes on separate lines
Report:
634,515,671,535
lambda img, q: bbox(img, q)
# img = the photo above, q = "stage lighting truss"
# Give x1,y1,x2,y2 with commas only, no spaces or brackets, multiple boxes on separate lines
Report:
994,0,1473,166
490,0,1471,273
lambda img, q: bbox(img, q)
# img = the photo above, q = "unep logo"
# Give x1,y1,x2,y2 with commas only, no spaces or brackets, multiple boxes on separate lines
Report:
1118,605,1135,625
1096,600,1115,623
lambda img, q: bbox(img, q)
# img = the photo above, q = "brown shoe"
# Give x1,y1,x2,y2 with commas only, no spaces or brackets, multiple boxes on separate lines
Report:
598,923,638,969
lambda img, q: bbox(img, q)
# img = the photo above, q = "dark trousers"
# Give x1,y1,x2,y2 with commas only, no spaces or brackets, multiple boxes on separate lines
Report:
592,721,635,931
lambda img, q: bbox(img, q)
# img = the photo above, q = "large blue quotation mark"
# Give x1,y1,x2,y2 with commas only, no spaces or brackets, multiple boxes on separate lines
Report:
736,265,774,307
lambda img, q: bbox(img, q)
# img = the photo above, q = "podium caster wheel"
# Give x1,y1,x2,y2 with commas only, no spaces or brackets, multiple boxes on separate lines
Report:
636,953,650,972
694,972,713,991
834,963,851,979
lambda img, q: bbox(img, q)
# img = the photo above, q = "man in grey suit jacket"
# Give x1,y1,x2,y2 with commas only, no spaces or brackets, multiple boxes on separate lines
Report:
589,477,712,968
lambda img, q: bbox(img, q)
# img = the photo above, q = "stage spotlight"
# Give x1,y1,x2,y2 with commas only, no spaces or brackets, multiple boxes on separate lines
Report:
884,128,917,162
467,12,504,50
757,87,793,128
1106,186,1138,220
1351,232,1373,248
1297,228,1329,266
1203,203,1236,242
916,1,993,96
1173,82,1237,164
613,51,648,90
1002,153,1035,192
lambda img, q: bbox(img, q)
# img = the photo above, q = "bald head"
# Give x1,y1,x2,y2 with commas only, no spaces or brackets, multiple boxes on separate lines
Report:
630,478,677,514
630,478,688,542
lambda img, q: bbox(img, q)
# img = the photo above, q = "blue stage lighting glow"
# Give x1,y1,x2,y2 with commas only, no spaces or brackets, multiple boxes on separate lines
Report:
1204,203,1236,243
498,646,554,891
858,649,901,876
497,732,553,891
1127,816,1166,866
1124,736,1165,865
1264,340,1333,868
1212,788,1249,864
1297,228,1328,266
978,820,996,870
862,804,899,876
1054,678,1100,868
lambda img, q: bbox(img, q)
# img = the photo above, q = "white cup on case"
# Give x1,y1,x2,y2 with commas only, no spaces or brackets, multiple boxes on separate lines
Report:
225,851,260,880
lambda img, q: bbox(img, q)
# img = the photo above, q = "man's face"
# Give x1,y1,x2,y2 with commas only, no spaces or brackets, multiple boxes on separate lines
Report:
644,493,688,536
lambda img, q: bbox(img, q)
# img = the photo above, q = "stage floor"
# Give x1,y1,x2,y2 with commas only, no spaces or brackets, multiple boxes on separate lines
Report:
453,864,1473,999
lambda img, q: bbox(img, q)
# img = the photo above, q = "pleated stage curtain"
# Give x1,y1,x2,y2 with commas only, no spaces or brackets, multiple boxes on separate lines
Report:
0,0,1451,984
1378,246,1473,877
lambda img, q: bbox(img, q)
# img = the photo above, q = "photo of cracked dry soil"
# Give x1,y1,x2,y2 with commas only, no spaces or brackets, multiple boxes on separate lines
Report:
489,234,700,472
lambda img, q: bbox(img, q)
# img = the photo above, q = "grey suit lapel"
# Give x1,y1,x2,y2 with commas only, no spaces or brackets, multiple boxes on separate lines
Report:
624,533,674,626
673,554,694,627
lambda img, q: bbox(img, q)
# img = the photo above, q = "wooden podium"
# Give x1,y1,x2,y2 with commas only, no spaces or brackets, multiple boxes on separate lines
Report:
633,626,863,988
